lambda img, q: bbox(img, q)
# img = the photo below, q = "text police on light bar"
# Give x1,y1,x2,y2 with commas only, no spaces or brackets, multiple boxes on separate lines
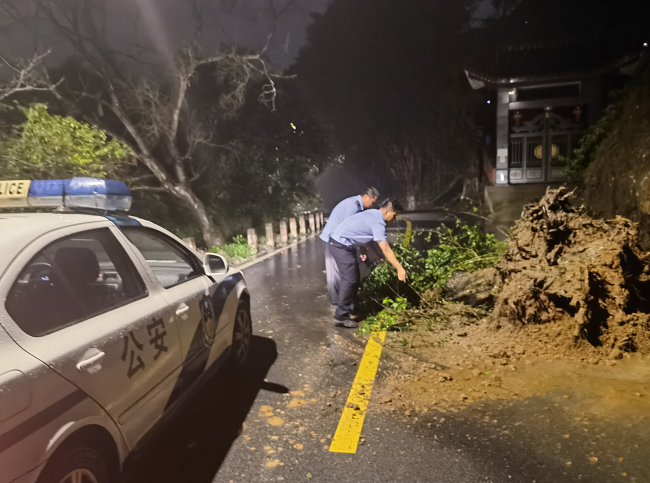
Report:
0,180,31,198
0,177,133,211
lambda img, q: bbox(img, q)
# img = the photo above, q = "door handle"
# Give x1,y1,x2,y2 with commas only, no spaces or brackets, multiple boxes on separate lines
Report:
76,351,105,372
176,303,190,316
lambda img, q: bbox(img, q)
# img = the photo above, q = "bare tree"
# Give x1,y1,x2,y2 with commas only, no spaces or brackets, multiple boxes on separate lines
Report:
381,142,428,211
0,0,294,246
0,51,59,107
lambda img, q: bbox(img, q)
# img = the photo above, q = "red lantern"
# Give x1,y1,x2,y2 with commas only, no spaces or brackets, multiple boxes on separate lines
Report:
573,106,582,123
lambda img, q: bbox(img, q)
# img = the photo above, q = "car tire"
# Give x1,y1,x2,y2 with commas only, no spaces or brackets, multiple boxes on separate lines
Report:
37,437,116,483
231,299,252,367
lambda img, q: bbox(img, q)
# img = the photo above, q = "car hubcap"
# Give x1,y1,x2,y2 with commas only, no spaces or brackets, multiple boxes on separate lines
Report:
234,309,251,362
60,469,99,483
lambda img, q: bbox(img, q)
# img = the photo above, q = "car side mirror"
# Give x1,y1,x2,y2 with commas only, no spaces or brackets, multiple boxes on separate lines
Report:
204,253,228,275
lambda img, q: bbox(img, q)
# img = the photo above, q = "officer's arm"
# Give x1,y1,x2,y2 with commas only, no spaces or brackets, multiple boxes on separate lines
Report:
378,241,407,282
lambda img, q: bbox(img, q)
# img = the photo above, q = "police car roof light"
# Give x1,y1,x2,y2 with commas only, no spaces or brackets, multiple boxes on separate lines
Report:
0,177,132,212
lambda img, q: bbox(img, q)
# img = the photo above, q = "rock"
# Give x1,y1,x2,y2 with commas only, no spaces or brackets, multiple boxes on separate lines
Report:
377,395,392,404
608,348,623,360
443,268,498,307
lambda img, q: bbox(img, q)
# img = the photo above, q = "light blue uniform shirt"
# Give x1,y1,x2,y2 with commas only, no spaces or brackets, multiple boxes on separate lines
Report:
331,209,386,247
319,195,364,242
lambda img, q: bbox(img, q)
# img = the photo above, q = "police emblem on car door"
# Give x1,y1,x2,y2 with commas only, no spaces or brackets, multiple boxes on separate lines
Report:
199,293,217,347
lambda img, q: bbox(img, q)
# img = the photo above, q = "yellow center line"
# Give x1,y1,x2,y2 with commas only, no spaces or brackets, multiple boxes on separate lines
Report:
329,331,387,454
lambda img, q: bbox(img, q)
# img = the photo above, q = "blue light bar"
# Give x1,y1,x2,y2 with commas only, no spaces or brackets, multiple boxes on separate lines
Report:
63,178,132,211
0,178,132,211
27,180,64,208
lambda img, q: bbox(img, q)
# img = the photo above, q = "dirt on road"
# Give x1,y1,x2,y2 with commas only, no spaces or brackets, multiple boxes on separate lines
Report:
374,333,650,421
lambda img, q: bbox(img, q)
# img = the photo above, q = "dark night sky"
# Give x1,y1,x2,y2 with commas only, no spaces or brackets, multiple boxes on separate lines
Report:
0,0,331,69
120,0,332,66
1,0,494,69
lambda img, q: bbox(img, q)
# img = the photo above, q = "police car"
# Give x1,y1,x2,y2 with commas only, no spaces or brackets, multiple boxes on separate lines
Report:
0,178,251,483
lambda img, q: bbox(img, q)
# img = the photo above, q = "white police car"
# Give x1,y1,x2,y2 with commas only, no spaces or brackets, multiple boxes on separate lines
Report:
0,178,251,483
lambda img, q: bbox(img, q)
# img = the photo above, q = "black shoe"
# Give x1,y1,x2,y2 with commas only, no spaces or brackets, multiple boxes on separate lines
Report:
333,318,358,328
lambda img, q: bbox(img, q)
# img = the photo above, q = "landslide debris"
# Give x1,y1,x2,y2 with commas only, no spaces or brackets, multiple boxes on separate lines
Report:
491,187,650,358
443,268,498,307
374,188,650,419
398,289,488,330
392,187,650,363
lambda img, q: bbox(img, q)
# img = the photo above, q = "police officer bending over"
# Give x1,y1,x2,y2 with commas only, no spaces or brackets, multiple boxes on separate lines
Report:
320,188,380,307
329,199,407,328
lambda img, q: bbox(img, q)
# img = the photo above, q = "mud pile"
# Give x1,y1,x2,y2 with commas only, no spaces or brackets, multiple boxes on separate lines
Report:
398,289,489,329
491,187,650,358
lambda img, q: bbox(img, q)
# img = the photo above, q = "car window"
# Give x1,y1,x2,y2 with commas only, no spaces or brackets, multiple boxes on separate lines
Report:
121,228,202,289
6,228,147,337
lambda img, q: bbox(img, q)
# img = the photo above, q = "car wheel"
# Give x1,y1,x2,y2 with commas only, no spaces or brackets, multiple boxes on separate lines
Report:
231,299,252,366
37,440,115,483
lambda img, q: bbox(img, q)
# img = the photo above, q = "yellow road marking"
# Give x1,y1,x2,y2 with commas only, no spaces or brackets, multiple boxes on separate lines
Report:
329,331,386,454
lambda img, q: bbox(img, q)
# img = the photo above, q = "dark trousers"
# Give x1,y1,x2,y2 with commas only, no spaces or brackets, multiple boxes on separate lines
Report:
323,239,340,306
328,240,360,321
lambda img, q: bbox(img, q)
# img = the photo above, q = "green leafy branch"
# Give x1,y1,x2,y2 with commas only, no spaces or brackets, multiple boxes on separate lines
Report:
359,220,506,309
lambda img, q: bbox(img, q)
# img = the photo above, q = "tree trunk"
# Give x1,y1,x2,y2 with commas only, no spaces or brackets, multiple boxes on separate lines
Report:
169,184,225,247
406,194,416,211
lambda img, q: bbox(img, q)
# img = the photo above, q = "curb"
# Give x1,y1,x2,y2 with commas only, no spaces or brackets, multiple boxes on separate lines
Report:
235,232,321,271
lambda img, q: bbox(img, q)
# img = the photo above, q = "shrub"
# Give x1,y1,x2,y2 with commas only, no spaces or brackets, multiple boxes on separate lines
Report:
357,297,408,334
561,99,623,177
210,234,257,261
360,221,506,309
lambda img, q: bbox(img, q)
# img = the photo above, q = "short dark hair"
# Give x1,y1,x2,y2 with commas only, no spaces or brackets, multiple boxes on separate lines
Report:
361,187,380,199
379,198,403,213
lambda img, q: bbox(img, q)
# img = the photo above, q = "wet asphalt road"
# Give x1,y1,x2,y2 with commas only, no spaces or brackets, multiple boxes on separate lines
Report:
127,237,650,483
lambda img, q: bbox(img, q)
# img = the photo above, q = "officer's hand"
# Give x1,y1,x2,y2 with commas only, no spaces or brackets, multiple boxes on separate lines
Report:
358,246,368,262
398,267,407,282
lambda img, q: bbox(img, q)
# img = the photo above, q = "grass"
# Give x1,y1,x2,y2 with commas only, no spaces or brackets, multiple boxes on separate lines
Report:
210,234,257,262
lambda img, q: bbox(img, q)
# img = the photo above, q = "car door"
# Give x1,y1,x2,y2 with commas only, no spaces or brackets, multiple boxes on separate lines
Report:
0,223,184,449
117,227,235,405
